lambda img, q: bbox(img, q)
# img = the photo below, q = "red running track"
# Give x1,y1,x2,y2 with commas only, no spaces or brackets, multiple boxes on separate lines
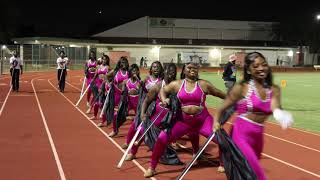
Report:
0,71,319,180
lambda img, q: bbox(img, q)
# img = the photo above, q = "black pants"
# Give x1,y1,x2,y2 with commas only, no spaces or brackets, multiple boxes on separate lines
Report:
57,69,66,92
11,69,20,91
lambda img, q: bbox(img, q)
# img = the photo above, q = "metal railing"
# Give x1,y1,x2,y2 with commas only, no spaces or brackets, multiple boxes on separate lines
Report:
0,44,88,74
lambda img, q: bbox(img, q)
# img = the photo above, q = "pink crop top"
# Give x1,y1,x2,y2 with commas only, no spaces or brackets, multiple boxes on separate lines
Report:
97,66,108,75
177,79,206,107
126,79,140,92
236,80,273,116
87,60,97,74
145,76,161,91
114,70,129,85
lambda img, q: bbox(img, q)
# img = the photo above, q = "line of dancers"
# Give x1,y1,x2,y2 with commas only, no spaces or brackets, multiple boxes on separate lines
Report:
82,51,293,179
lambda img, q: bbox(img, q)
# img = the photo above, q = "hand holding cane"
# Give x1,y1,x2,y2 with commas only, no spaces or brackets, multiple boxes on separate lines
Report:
134,107,166,146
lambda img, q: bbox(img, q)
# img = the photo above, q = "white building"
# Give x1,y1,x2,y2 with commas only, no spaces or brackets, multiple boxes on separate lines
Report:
11,16,310,69
92,16,305,67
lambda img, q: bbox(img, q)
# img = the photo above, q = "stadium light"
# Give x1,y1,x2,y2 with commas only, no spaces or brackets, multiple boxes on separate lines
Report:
209,48,221,58
151,46,161,53
151,46,161,60
317,14,320,21
1,45,6,50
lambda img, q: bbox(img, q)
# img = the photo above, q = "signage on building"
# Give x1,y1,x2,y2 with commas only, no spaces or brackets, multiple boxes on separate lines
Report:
180,52,208,64
149,18,175,27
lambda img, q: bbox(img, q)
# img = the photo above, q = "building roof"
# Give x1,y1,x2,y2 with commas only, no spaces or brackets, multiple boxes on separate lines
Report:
92,16,279,40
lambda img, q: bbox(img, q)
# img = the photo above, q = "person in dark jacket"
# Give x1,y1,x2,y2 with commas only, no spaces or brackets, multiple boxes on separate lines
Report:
222,54,237,92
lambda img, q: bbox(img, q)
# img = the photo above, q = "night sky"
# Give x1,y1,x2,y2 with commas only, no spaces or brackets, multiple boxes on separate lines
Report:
1,0,320,40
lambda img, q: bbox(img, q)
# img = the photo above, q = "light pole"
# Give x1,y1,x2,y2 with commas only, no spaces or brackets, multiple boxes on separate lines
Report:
0,46,2,75
313,14,320,65
1,45,6,75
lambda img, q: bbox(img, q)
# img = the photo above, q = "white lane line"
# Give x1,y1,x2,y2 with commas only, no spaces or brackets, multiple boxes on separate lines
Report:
66,82,81,91
266,121,320,137
0,86,12,117
264,133,320,153
226,122,320,153
31,78,66,180
0,77,10,80
48,79,156,180
0,73,42,117
10,94,34,97
262,153,320,178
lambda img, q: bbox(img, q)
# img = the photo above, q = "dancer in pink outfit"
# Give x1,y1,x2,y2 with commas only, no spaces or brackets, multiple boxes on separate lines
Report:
144,57,226,178
108,64,141,134
120,61,164,143
87,55,110,119
214,52,293,180
126,64,141,115
84,50,97,107
98,57,129,128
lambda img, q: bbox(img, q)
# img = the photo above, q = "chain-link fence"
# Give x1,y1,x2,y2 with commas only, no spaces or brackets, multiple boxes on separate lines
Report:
0,44,88,74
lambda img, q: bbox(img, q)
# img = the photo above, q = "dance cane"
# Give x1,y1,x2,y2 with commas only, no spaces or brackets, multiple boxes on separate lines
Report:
134,107,167,146
99,86,111,118
177,132,216,180
117,122,144,168
80,77,87,97
11,68,15,88
75,84,91,106
58,64,65,88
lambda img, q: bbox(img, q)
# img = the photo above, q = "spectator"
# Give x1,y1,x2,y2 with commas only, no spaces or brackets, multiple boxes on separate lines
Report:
222,54,237,93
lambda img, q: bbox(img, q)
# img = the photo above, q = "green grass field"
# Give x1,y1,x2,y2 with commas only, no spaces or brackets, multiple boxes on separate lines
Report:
143,72,320,133
4,67,316,132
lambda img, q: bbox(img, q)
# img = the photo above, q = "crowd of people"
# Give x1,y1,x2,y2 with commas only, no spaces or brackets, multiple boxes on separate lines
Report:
9,50,294,179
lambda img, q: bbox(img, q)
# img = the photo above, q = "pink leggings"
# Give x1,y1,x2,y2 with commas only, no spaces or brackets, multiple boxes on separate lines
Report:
126,104,167,146
127,106,169,155
128,95,138,114
150,108,220,169
232,116,265,180
127,109,200,156
93,102,102,117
